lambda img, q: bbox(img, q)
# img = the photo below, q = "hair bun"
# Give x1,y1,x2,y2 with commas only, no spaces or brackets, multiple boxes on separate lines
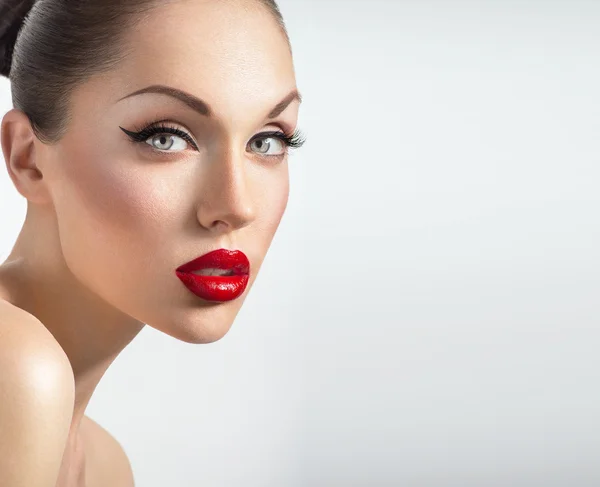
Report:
0,0,37,78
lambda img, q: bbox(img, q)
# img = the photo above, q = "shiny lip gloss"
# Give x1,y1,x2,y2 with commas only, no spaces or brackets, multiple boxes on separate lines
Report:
175,249,250,302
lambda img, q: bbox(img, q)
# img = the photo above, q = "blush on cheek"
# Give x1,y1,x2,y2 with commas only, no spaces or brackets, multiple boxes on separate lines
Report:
53,150,185,300
53,148,185,286
66,155,176,238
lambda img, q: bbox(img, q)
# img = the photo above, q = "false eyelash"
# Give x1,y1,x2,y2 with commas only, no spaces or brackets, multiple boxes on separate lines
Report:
255,129,307,150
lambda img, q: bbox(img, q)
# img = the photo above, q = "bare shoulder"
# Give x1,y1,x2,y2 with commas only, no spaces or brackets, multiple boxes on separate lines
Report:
0,297,74,392
82,415,135,487
0,299,76,486
0,298,74,390
0,298,71,358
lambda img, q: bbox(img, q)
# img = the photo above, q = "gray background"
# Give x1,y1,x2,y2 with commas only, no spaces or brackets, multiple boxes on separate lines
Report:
1,1,599,486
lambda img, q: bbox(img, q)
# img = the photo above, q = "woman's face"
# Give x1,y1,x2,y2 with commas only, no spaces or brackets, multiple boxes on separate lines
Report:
39,0,300,343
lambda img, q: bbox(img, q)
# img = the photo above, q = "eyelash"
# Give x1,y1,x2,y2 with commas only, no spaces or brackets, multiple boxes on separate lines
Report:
119,120,306,157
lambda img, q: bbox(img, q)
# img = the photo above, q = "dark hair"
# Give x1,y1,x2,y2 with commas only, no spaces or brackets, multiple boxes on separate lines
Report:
0,0,289,145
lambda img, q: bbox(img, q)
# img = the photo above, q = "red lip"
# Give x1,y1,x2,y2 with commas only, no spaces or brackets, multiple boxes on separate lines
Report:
175,249,250,302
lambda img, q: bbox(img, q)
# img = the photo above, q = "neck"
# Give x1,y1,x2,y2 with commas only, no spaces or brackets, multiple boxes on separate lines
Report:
0,205,145,426
55,426,88,487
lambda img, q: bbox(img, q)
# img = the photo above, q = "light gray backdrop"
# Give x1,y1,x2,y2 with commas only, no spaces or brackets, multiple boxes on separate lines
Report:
1,1,599,486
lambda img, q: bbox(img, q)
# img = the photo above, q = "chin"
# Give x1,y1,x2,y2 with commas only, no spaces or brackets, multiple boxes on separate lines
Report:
174,325,233,345
150,310,239,344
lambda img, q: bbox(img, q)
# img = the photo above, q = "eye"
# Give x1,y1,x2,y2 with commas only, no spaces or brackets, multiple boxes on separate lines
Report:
248,130,306,158
119,122,199,153
249,135,286,156
146,133,188,152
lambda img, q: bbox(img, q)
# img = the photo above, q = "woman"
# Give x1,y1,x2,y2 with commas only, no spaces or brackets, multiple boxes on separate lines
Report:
0,0,305,485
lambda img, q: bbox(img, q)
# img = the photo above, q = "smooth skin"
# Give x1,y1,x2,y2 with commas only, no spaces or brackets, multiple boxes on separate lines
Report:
0,0,300,485
0,299,133,486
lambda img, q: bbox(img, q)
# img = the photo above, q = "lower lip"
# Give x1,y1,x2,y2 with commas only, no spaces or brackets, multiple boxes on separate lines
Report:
175,271,249,302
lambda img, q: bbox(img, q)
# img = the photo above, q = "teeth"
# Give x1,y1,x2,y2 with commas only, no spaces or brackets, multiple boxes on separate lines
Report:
192,268,234,277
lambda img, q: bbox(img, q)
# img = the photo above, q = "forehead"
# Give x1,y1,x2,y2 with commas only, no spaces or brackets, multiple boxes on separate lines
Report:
113,0,296,111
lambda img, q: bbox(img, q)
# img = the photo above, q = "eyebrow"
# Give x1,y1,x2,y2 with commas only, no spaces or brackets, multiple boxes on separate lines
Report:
117,84,302,119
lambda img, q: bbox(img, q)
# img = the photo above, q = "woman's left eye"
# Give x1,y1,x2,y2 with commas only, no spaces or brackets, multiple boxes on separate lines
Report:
249,136,286,156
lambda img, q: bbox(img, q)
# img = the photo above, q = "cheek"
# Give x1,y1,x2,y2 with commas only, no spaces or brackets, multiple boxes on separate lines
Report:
261,166,289,235
66,163,168,236
51,149,179,284
252,166,289,266
274,176,289,227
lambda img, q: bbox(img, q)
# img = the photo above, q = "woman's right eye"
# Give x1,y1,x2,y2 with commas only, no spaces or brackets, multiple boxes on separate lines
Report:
145,133,189,152
119,124,199,152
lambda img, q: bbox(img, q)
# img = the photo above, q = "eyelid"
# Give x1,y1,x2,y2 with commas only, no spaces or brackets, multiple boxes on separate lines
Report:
122,120,199,150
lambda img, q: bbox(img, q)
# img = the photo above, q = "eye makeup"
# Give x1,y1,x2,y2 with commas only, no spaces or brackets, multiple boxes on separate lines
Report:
119,119,306,158
120,121,199,150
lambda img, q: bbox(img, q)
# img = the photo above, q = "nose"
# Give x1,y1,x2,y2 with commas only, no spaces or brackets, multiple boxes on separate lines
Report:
195,145,257,232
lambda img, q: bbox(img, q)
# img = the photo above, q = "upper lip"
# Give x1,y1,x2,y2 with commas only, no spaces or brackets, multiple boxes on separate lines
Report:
176,249,250,275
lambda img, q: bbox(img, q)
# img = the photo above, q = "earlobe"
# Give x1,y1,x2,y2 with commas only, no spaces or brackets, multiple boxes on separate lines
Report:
1,108,52,205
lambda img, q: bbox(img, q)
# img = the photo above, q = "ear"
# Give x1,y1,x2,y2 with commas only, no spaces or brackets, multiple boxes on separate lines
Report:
1,108,53,205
